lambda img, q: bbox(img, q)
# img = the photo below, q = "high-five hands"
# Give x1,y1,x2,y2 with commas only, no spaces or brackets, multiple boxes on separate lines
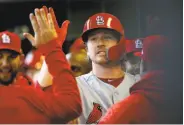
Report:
24,7,64,48
42,6,70,46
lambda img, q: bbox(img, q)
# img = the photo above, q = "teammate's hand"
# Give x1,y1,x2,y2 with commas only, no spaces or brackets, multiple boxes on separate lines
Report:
42,6,70,46
23,8,58,48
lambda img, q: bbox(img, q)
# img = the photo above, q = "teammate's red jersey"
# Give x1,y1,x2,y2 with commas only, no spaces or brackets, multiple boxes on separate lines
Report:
99,70,179,124
0,40,82,124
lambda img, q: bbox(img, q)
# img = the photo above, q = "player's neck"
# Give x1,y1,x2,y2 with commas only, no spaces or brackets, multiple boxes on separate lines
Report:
92,63,124,79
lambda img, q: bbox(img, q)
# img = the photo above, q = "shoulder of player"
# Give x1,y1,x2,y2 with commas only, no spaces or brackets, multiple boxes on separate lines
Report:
124,73,136,81
121,72,136,86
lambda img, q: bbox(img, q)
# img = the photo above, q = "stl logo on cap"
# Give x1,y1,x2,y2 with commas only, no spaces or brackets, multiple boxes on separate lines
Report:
2,34,10,44
135,39,143,49
96,16,104,25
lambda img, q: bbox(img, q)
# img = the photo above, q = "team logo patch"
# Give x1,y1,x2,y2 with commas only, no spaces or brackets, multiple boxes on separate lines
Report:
86,102,102,124
135,39,143,49
96,16,104,25
1,34,10,43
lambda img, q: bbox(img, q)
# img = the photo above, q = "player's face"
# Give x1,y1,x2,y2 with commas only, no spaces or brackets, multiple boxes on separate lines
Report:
66,51,91,77
125,53,141,75
0,50,22,85
86,29,119,64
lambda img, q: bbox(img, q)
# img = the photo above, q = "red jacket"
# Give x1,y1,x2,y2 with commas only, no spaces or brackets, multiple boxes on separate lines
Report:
0,40,82,124
99,70,180,124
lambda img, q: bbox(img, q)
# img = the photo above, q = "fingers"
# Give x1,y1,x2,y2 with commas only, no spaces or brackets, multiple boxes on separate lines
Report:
49,7,59,32
40,8,48,26
27,6,59,48
34,8,48,30
61,20,70,29
23,33,36,46
29,13,39,33
60,20,70,37
47,13,55,30
42,6,48,20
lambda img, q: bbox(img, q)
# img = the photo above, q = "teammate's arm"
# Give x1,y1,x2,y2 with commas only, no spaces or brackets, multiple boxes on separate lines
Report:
23,8,82,123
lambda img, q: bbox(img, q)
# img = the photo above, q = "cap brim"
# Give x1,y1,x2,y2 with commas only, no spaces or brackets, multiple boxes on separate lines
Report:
81,28,122,43
134,52,142,57
0,46,20,53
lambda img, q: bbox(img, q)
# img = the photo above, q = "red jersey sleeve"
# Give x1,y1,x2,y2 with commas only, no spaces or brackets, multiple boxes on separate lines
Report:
98,93,156,124
23,40,82,123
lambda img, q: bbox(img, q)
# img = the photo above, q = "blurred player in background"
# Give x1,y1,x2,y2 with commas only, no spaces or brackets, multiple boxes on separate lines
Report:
24,50,44,82
123,38,143,81
66,38,91,77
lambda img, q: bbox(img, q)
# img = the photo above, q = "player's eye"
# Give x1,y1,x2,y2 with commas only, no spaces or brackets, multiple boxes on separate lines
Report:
10,54,18,59
71,65,81,72
89,37,97,41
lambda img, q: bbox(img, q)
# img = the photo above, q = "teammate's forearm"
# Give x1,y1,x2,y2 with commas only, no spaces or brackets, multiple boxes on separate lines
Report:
38,39,82,122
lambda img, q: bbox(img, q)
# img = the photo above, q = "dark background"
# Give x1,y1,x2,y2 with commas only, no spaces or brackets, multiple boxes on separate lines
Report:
0,0,182,54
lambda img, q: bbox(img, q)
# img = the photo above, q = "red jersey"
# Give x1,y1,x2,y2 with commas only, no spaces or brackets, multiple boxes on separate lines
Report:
0,40,82,123
99,70,180,124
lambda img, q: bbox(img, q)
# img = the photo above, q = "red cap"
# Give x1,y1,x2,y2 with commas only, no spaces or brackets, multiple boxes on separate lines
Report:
126,39,143,53
82,13,125,61
82,13,124,42
24,50,43,70
141,35,169,65
0,31,21,53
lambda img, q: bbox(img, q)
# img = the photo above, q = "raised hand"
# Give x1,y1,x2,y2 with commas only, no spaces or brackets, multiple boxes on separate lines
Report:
24,8,58,48
42,6,70,46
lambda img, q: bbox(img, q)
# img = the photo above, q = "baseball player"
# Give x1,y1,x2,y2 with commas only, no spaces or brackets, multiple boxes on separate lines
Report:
76,13,136,124
39,7,136,124
123,38,143,81
24,50,44,82
0,31,34,86
66,50,92,77
66,38,92,77
0,8,81,123
99,35,178,124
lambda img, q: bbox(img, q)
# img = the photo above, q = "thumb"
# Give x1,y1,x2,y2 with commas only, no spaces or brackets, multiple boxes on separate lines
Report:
58,20,70,45
23,33,36,46
61,20,70,29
